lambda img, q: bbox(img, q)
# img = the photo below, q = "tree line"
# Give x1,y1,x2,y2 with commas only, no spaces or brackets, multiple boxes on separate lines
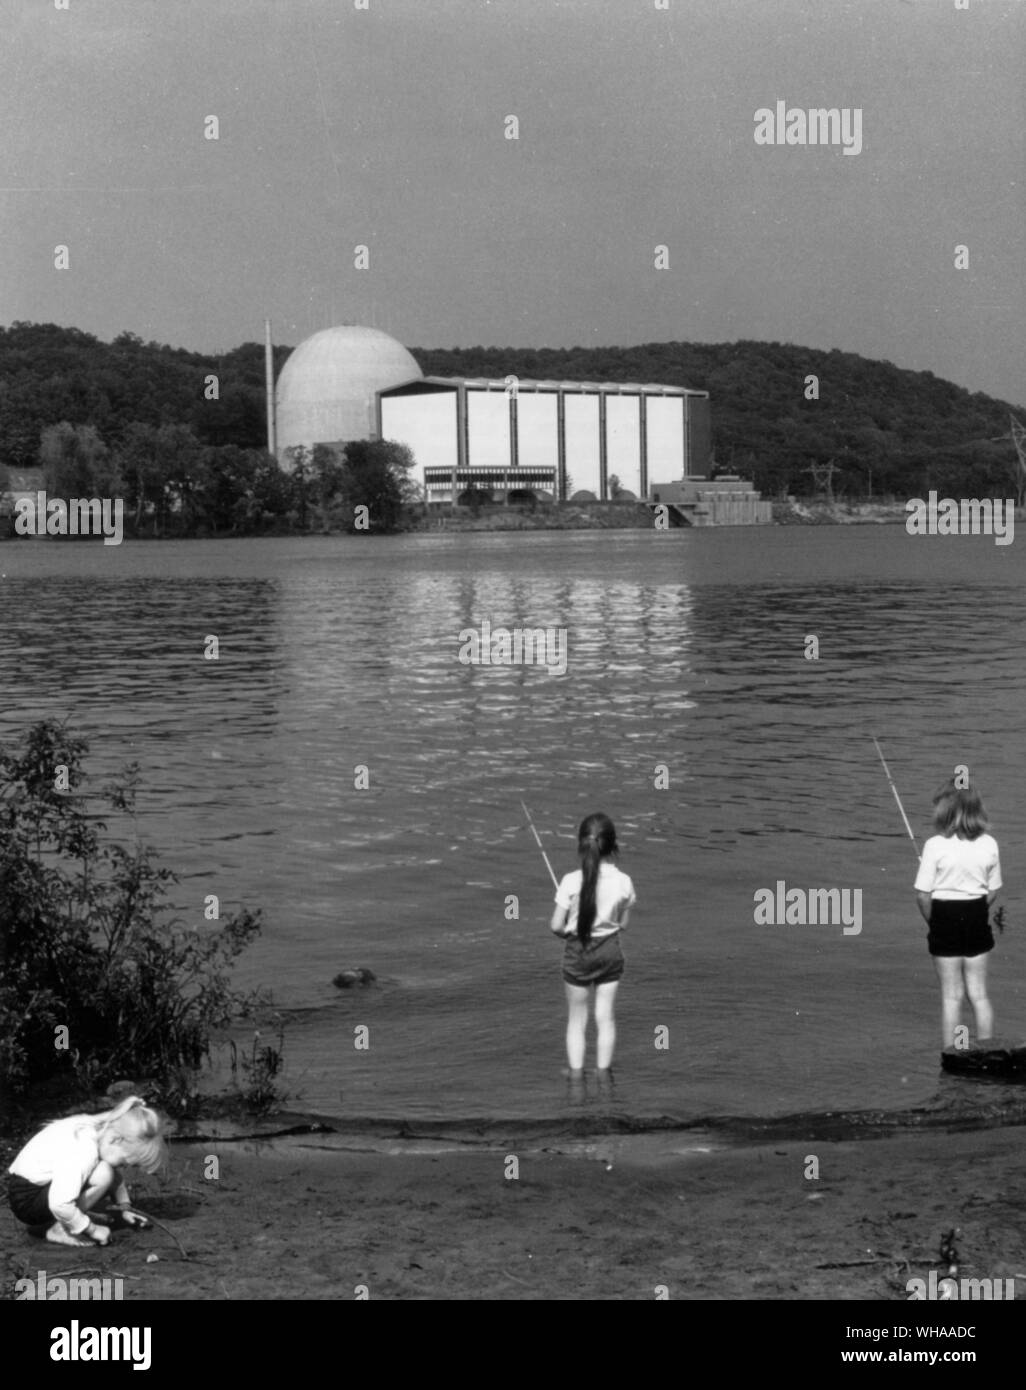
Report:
1,322,1021,507
3,425,415,538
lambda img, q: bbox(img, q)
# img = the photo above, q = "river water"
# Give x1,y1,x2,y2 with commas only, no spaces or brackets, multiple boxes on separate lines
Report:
2,526,1024,1131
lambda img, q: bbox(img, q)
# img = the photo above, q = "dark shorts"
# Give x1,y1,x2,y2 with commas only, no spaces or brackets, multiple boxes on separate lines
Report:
928,897,994,959
562,932,625,986
8,1174,55,1226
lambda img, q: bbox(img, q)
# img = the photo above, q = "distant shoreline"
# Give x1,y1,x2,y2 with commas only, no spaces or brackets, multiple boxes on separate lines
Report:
4,498,1017,540
411,499,910,531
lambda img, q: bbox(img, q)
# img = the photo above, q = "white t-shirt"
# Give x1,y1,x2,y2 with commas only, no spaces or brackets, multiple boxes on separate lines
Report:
555,862,636,940
9,1117,128,1234
913,833,1002,900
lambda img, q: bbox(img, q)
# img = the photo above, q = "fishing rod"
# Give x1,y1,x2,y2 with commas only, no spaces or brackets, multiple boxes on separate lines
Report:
520,799,559,889
872,736,920,858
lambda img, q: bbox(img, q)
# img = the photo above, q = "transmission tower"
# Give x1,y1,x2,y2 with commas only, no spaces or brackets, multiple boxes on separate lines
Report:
806,458,838,501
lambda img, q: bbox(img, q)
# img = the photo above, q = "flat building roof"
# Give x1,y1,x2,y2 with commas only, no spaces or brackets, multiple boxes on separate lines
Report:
380,376,708,398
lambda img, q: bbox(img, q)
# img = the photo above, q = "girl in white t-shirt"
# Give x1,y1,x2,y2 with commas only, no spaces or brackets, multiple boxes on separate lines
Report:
7,1096,166,1246
913,780,1002,1048
550,813,635,1080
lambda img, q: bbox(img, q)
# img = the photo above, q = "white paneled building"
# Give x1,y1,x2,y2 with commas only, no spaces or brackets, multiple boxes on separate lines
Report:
378,376,710,505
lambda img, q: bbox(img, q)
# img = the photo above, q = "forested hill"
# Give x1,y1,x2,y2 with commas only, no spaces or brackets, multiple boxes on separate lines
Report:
0,322,1019,498
0,323,289,469
414,340,1021,498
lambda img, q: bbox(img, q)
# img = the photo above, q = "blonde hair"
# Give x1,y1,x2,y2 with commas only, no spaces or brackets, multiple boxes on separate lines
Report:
67,1095,167,1175
932,780,991,841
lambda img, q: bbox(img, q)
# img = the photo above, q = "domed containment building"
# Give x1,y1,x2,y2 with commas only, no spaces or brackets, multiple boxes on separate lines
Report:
274,325,423,466
268,322,770,521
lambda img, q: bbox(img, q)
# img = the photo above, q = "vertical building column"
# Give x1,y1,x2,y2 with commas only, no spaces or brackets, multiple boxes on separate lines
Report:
455,384,467,513
683,394,690,479
639,393,648,500
598,391,608,501
506,386,517,506
556,389,566,502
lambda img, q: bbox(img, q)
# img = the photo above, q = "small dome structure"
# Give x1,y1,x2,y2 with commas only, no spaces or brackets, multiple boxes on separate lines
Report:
275,325,422,466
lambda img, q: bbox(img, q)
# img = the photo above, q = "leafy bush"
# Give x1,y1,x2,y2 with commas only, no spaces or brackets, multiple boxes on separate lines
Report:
0,719,266,1113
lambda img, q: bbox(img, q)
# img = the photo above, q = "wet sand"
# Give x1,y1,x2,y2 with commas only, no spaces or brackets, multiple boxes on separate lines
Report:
5,1120,1026,1301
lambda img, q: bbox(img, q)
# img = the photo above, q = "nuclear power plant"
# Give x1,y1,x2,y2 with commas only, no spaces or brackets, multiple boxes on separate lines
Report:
268,324,771,523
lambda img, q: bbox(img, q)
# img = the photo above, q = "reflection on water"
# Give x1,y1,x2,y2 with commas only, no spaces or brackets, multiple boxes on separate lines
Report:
1,528,1024,1126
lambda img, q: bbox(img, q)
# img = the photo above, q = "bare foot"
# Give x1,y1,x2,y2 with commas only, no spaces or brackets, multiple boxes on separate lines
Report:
46,1224,91,1247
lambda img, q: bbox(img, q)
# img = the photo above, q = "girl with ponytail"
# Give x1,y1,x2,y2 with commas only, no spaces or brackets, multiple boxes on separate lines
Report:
7,1095,166,1246
550,813,635,1080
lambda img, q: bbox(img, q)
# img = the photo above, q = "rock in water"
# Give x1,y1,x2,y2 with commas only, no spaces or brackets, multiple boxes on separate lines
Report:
333,968,376,989
941,1043,1026,1077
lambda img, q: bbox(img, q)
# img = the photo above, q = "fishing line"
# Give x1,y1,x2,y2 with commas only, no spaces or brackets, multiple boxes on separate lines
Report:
872,736,919,858
520,799,559,889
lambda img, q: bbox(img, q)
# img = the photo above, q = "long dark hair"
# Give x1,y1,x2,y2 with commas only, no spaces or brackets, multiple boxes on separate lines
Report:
576,812,618,944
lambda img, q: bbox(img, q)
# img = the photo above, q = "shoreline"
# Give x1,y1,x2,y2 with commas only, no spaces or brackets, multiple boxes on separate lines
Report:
6,1119,1026,1300
1,499,928,541
164,1084,1026,1150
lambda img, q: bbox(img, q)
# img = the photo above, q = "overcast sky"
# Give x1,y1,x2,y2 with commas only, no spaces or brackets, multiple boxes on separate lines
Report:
2,0,1023,404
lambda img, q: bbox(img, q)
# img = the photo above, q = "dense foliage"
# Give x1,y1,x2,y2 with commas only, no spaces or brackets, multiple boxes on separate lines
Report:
1,322,1020,506
0,720,264,1113
0,324,416,535
0,323,276,467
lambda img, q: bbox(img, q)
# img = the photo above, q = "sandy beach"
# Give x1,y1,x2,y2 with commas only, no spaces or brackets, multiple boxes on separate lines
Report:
5,1117,1025,1303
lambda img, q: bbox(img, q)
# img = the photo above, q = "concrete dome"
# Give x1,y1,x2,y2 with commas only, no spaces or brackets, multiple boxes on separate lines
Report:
275,325,422,466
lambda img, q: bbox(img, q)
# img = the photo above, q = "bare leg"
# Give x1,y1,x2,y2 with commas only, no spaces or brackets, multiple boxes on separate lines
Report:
594,981,619,1071
46,1163,117,1245
564,983,590,1071
934,957,966,1048
963,954,993,1041
78,1160,117,1213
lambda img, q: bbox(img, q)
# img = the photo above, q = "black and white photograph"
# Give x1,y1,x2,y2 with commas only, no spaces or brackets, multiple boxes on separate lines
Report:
2,0,1025,1351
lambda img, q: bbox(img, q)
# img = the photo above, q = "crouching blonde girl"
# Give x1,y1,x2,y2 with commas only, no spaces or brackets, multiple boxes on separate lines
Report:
7,1096,166,1246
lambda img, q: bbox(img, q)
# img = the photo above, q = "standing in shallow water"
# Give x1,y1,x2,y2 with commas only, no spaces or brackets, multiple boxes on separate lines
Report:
914,779,1002,1049
550,813,635,1082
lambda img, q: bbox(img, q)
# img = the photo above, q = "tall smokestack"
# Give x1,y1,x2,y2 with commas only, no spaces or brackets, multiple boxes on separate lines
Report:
265,318,276,457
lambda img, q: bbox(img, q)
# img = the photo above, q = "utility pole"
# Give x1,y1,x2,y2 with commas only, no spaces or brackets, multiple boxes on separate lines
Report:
1011,414,1026,508
264,319,276,458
